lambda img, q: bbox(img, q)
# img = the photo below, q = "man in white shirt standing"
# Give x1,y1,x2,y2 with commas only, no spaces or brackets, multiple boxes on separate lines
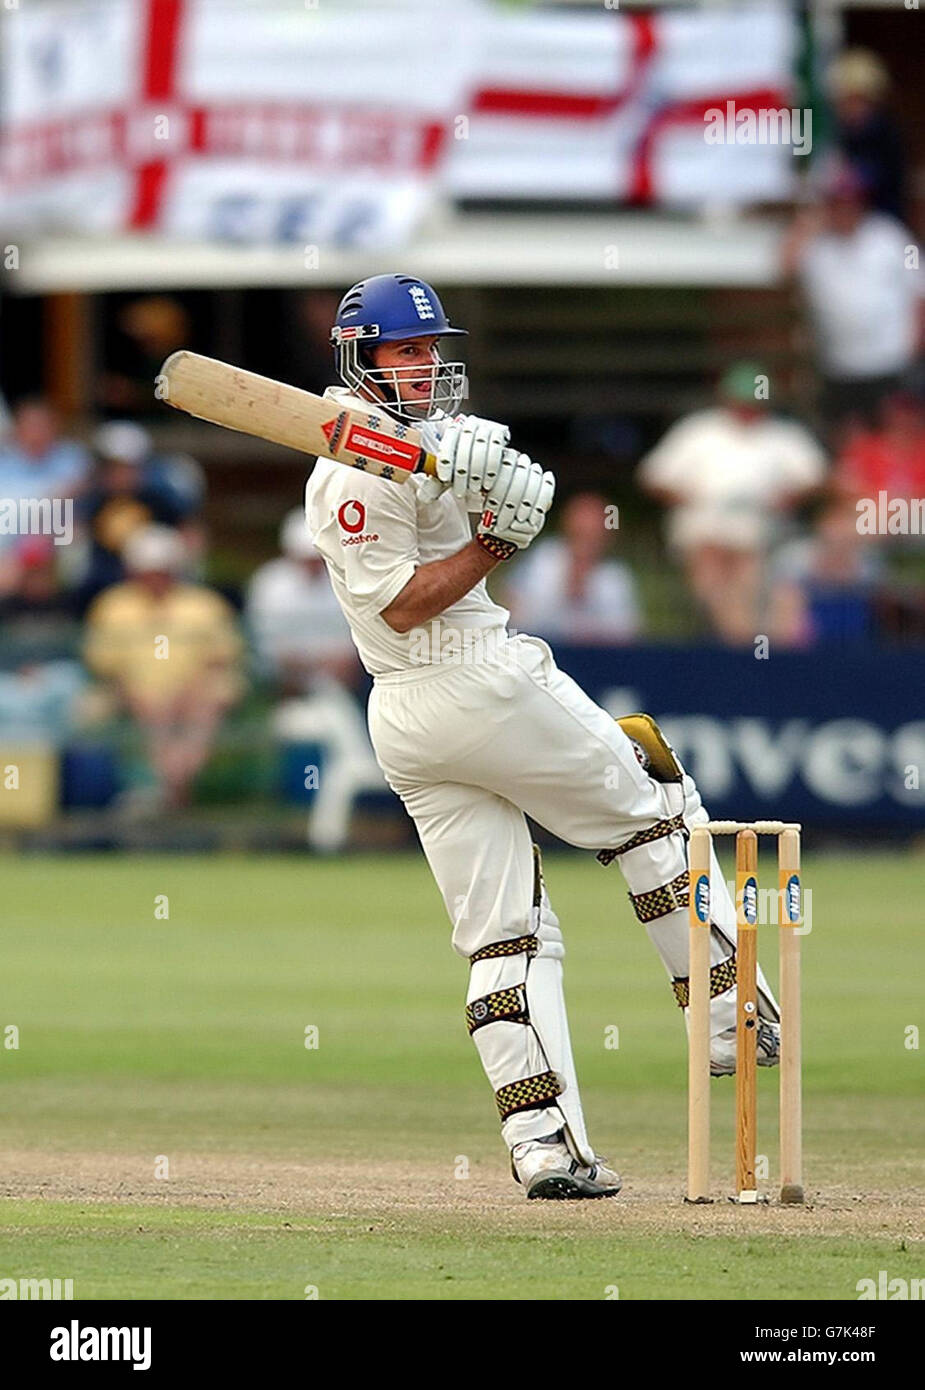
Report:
637,364,826,644
783,162,925,442
306,275,782,1200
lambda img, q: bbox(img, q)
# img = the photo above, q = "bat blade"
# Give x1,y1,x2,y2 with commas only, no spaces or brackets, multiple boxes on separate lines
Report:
158,351,437,482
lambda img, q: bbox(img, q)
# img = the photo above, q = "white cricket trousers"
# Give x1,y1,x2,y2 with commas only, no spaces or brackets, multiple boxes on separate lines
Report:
367,631,767,1159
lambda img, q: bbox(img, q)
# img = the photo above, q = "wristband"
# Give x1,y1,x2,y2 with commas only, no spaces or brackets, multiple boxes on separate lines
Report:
476,532,518,562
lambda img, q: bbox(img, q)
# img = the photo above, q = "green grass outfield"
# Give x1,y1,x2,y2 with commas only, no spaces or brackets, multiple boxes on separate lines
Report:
0,850,922,1300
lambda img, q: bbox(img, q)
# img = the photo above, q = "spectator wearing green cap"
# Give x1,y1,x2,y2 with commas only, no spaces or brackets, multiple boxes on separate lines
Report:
637,364,827,644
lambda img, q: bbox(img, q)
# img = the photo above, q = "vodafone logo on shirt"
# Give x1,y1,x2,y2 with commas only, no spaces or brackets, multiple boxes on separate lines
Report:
338,499,365,532
337,499,379,545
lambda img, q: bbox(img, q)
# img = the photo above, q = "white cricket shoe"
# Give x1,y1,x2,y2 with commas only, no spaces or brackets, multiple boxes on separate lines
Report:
511,1130,622,1200
710,1020,781,1076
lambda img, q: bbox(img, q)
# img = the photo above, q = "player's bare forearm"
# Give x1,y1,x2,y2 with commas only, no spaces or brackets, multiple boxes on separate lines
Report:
380,540,499,633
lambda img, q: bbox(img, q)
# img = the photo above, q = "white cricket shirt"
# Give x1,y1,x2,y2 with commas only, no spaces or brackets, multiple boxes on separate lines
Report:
305,388,509,675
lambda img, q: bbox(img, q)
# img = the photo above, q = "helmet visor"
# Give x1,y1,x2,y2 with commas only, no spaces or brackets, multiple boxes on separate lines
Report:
338,340,467,422
360,358,467,421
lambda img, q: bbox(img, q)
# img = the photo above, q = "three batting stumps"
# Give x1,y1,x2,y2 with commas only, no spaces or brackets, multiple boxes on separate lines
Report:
687,820,804,1206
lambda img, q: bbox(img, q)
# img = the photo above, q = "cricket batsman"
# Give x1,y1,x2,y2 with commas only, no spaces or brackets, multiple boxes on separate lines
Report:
305,274,781,1200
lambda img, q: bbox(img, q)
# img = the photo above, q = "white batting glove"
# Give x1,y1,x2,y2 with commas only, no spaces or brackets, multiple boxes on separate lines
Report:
419,414,511,504
476,451,556,561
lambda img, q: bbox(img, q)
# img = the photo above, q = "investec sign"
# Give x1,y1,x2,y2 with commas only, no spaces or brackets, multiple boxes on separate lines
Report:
656,716,925,811
590,646,925,826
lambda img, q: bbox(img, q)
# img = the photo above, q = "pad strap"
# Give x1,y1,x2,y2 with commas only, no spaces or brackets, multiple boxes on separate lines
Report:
466,986,528,1035
470,934,539,964
628,870,690,923
597,813,686,867
495,1070,562,1121
672,954,737,1009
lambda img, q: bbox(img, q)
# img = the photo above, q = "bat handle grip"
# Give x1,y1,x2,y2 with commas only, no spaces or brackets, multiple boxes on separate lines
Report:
420,451,439,478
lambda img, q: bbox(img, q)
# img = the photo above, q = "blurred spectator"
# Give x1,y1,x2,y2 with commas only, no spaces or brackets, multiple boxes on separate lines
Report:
829,48,906,222
782,162,925,444
245,508,360,694
0,661,87,744
98,296,192,421
84,526,243,811
0,398,89,499
834,390,925,520
505,491,641,643
0,543,78,635
73,421,204,609
248,506,384,852
145,445,206,521
833,392,925,634
637,364,826,644
768,501,881,647
0,658,89,829
0,398,90,597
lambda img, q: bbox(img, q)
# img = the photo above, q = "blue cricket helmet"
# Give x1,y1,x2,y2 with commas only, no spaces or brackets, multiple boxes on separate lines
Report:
330,274,468,422
331,273,467,346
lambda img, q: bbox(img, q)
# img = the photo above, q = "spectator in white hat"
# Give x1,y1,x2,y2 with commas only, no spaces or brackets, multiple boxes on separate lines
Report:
75,420,205,609
84,525,243,812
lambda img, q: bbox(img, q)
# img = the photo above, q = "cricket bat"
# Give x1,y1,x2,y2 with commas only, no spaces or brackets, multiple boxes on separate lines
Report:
158,350,438,482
